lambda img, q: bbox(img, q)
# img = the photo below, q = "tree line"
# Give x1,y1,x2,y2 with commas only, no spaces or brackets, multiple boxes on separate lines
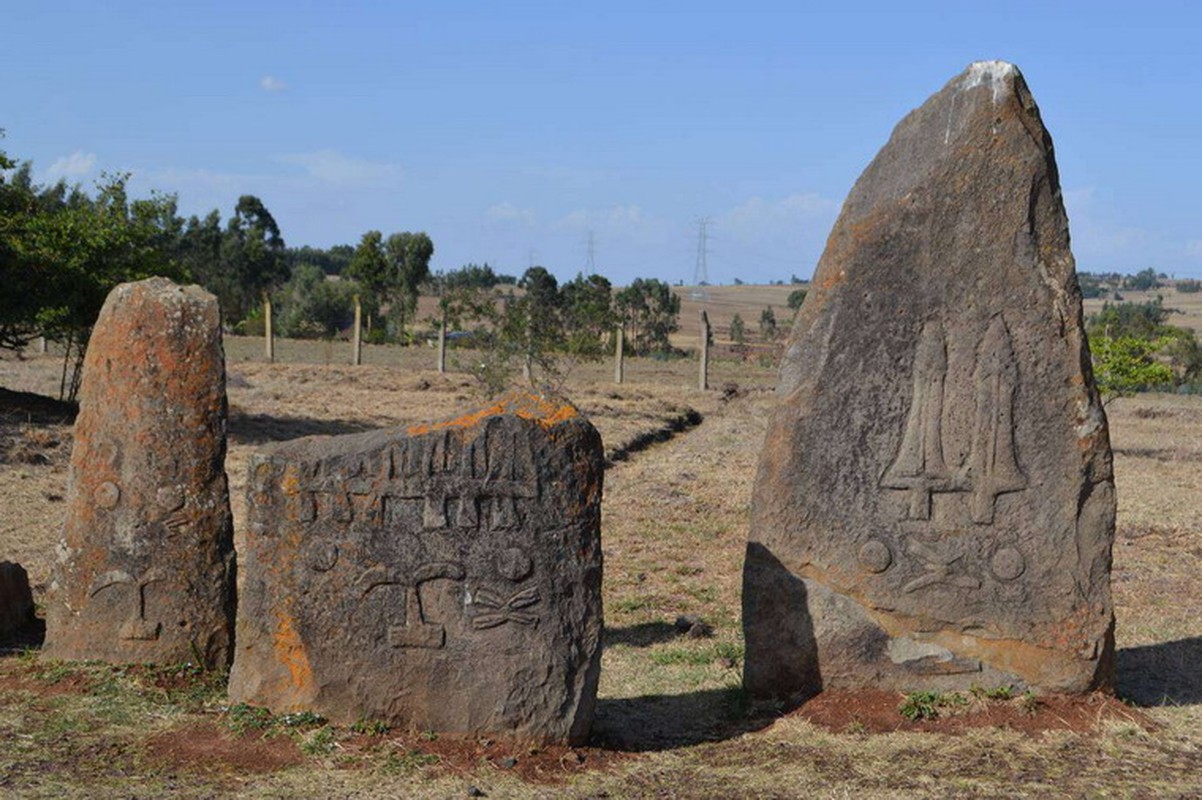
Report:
1,139,685,399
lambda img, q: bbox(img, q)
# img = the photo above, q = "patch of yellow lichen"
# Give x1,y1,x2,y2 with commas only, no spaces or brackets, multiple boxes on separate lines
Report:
407,393,577,437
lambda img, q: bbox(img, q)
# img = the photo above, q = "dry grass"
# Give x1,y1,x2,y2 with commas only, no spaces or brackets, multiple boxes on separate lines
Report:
2,304,1202,797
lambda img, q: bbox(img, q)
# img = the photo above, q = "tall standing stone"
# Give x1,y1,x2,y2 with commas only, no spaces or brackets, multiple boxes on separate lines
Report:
743,62,1115,699
43,278,235,668
229,394,604,745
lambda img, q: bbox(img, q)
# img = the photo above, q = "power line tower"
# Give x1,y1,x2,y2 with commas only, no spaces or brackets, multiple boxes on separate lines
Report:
692,217,711,300
586,230,596,273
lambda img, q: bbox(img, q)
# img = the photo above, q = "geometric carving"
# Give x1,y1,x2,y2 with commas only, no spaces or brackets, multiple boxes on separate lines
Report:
359,562,466,649
93,481,121,509
989,546,1026,581
471,586,540,630
857,539,893,573
89,568,168,641
900,539,981,594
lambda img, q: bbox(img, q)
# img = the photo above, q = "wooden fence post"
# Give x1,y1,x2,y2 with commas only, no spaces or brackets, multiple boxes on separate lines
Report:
614,325,625,385
699,310,710,391
352,295,363,366
264,295,274,363
437,312,447,374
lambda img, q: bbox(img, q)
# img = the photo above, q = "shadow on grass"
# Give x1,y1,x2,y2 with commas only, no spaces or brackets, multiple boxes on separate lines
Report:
591,686,773,752
228,411,381,445
1118,636,1202,707
603,622,680,649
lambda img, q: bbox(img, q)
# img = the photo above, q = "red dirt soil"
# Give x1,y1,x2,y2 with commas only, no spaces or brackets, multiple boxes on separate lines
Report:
336,732,631,784
144,721,306,774
793,688,1156,736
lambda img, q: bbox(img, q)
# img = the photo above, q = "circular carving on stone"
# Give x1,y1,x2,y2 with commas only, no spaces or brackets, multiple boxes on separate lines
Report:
156,486,185,513
94,481,121,509
858,539,893,573
991,546,1026,581
496,547,533,581
309,544,339,572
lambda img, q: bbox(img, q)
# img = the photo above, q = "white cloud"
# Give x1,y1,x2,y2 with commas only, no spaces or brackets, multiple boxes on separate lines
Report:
485,202,536,224
275,149,402,189
721,192,838,235
607,204,642,226
555,204,647,232
260,75,287,92
44,151,97,181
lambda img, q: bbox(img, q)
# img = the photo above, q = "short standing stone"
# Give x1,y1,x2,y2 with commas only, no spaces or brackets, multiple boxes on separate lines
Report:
0,561,34,636
228,394,604,745
43,278,235,668
743,62,1115,699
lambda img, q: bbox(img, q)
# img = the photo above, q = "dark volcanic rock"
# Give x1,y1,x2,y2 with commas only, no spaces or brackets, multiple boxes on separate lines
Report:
0,561,34,636
743,62,1115,699
43,278,235,668
228,394,604,745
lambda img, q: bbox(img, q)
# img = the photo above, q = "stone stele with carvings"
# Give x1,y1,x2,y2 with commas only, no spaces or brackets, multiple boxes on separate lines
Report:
43,278,236,668
743,61,1115,700
228,394,604,745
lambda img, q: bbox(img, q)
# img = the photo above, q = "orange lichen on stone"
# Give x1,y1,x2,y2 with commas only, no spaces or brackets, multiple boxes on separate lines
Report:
273,605,314,693
408,393,578,438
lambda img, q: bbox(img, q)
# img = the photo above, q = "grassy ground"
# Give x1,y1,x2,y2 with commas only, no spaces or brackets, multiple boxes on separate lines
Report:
2,323,1202,797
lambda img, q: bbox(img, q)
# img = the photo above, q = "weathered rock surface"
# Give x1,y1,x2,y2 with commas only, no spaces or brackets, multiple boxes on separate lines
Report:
43,278,235,667
229,394,604,745
0,561,34,636
743,62,1115,699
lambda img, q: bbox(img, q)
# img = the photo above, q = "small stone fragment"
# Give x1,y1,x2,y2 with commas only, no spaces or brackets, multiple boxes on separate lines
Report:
42,278,235,668
674,614,713,638
229,393,604,745
0,561,35,636
743,61,1115,700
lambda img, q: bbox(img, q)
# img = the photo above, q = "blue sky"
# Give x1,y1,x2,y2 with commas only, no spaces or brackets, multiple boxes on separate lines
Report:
4,1,1202,283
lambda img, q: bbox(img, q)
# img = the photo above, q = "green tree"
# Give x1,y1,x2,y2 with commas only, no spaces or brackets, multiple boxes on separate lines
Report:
787,288,807,312
729,313,746,346
759,306,778,340
276,263,358,339
344,230,389,335
217,195,288,325
1126,268,1161,291
614,278,680,355
384,231,434,341
1090,336,1175,398
560,273,616,359
1,146,187,397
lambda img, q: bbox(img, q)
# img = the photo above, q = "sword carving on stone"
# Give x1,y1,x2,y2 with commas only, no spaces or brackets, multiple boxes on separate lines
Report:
966,315,1026,523
881,320,960,519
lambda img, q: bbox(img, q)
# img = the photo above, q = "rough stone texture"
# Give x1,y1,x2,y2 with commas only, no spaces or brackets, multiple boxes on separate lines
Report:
0,561,35,636
43,278,235,668
743,62,1115,700
229,394,604,745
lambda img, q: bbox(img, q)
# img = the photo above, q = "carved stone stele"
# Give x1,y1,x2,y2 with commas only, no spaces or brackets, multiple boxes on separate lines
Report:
743,62,1115,699
228,394,604,745
43,278,235,668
